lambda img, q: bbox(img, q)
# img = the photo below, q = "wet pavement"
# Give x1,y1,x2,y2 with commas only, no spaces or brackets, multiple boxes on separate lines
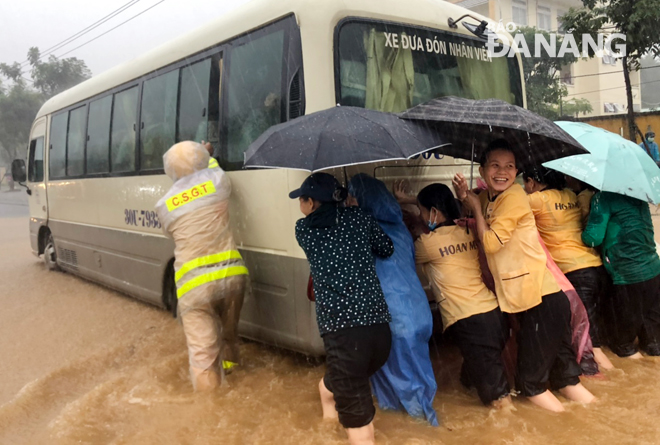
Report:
0,189,29,218
1,209,660,444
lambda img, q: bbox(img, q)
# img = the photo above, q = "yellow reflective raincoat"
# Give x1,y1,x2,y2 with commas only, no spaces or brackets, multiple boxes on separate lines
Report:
156,141,247,390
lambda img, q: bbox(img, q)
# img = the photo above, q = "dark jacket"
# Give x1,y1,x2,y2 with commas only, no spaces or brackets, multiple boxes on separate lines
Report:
295,206,393,335
582,192,660,285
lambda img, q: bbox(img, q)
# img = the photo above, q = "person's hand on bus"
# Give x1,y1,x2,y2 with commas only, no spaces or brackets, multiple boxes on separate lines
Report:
201,140,214,156
452,173,468,201
393,179,417,205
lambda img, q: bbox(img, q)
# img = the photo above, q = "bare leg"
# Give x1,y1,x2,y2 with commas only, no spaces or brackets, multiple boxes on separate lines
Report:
346,422,375,445
559,383,596,403
528,390,565,412
626,352,644,359
318,378,338,420
593,347,615,370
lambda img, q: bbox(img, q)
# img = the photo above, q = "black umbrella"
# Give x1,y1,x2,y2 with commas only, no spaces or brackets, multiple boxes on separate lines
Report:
243,106,449,172
398,96,588,170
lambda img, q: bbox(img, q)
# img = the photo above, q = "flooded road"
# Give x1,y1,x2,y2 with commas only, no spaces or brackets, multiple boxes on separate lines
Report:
2,204,660,444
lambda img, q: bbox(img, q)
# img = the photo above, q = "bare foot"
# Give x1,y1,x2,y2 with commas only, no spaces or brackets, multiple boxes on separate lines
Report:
346,422,375,445
627,352,644,360
559,383,596,404
593,347,615,370
528,390,565,412
319,378,338,420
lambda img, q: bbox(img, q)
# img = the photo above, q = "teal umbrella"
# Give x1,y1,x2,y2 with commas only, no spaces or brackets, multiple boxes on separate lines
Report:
543,121,660,205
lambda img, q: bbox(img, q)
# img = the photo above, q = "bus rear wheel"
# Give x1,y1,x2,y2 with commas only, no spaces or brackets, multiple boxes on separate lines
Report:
44,232,60,271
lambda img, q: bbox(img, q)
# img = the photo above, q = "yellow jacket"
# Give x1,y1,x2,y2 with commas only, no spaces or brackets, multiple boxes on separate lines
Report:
415,225,498,330
576,189,595,229
528,188,602,274
480,184,559,313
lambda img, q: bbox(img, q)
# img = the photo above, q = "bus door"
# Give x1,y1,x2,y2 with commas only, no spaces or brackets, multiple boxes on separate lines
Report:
26,117,48,253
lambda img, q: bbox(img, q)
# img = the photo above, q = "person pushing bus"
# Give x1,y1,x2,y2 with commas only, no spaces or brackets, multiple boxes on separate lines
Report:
155,141,248,391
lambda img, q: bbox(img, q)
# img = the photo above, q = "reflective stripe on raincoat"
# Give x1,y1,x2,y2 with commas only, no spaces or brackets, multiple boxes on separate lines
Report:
156,166,248,304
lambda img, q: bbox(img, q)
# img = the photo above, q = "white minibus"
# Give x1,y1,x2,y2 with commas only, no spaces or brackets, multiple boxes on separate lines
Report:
15,0,524,356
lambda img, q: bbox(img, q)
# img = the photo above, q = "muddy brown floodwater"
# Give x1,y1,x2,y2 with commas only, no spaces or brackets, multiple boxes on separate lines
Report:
1,212,660,444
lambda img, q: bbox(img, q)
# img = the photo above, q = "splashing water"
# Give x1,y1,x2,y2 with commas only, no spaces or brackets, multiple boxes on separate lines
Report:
2,215,660,444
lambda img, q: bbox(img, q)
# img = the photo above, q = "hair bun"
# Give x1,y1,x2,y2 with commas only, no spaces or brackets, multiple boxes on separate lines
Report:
333,187,348,202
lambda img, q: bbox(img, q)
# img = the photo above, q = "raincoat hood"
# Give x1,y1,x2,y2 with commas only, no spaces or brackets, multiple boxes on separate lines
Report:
348,173,402,224
163,141,210,182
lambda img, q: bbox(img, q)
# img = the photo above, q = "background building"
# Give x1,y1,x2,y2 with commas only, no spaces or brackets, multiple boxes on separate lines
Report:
446,0,642,118
641,55,660,112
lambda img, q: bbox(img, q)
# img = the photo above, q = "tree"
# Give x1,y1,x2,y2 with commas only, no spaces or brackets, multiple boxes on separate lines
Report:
560,0,660,142
26,47,92,98
0,85,43,165
0,48,91,165
559,97,593,117
518,27,577,120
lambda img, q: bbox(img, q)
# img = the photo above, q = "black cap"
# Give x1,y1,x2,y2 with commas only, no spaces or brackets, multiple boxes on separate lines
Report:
289,173,342,202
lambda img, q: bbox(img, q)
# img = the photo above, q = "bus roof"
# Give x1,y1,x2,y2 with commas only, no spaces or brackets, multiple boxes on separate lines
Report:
35,0,514,119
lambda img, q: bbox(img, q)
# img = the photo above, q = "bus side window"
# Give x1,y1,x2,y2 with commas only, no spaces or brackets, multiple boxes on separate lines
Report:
178,58,212,144
49,112,68,179
67,105,87,177
87,95,112,174
140,70,178,171
28,137,45,182
225,29,285,169
111,86,139,173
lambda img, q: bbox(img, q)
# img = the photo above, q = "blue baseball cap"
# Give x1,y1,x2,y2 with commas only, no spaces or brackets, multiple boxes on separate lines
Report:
289,173,342,202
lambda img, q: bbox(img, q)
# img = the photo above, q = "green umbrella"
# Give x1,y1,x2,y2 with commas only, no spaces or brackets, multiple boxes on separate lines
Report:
543,121,660,205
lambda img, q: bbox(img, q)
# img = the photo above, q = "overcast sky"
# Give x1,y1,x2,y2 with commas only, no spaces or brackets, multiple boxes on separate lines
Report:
0,0,251,78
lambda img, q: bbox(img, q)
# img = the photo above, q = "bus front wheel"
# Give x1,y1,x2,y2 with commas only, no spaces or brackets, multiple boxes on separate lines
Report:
44,232,60,271
163,261,177,318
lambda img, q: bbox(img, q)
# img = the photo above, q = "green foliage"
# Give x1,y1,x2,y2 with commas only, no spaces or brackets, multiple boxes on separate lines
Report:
560,0,660,140
517,26,577,120
559,97,593,117
0,85,43,164
560,1,660,64
0,62,25,85
27,47,92,98
0,48,91,165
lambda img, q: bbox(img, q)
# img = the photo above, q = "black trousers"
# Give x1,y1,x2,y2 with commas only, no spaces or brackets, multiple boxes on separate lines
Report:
565,266,606,348
604,274,660,357
447,307,510,405
515,291,582,397
322,323,392,429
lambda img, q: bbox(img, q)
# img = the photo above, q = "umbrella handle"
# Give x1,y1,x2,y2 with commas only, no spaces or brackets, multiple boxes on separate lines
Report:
470,139,475,190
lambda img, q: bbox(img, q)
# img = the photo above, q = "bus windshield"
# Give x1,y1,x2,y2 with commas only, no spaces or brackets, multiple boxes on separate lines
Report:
336,20,524,112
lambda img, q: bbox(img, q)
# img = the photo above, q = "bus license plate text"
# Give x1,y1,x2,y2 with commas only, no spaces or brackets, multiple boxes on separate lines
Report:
124,209,162,229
